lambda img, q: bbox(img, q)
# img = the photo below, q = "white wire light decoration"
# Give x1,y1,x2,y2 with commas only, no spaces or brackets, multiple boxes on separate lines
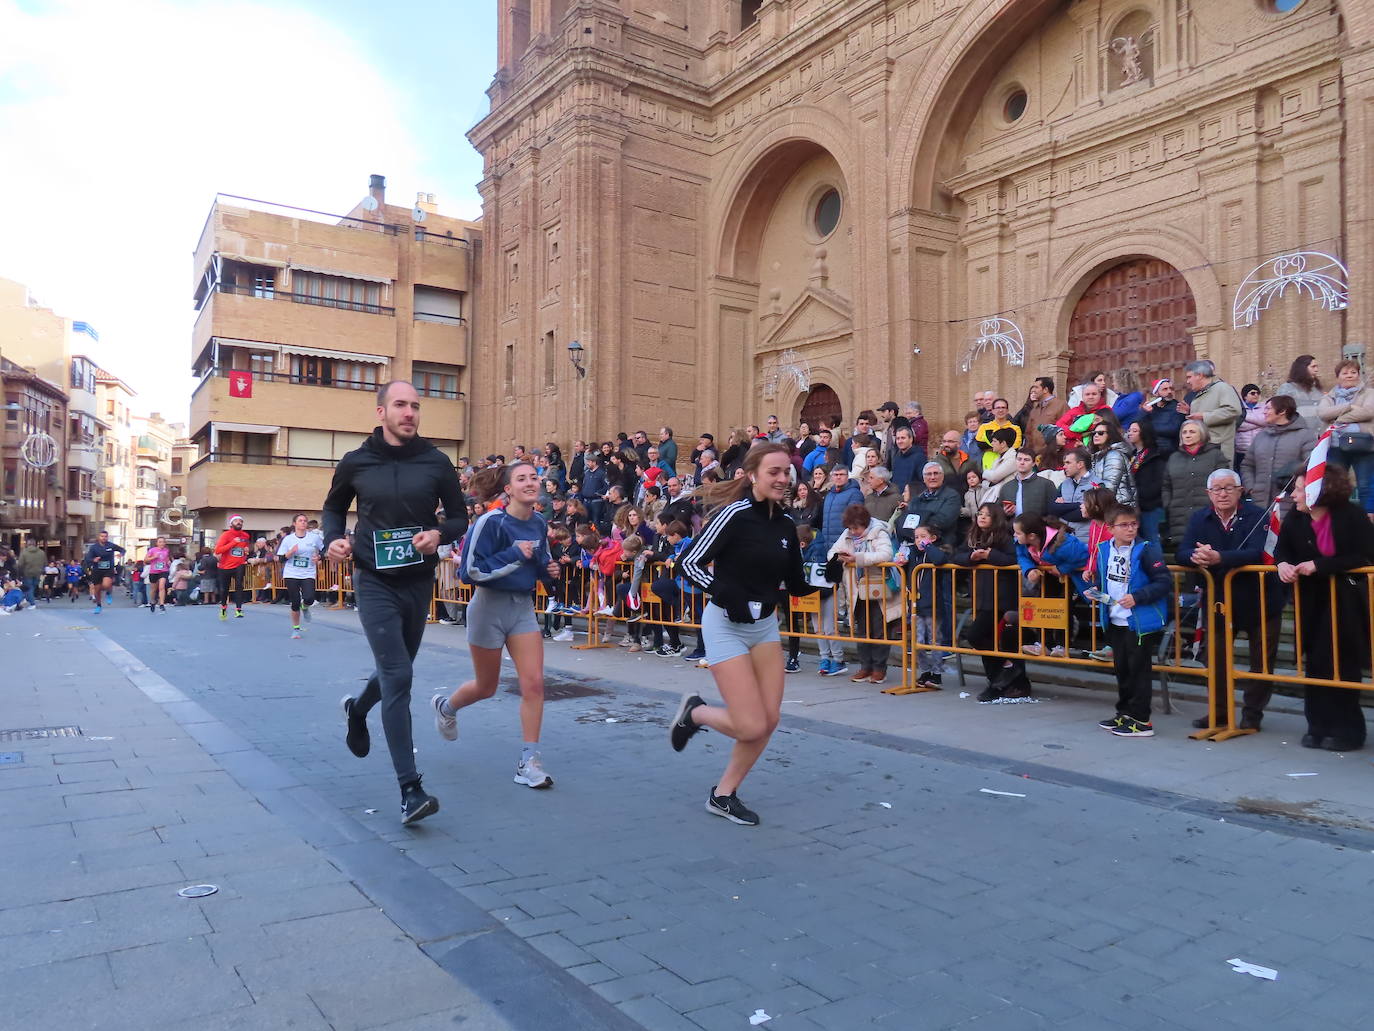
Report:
761,348,812,401
19,431,59,469
1233,251,1349,329
960,318,1026,374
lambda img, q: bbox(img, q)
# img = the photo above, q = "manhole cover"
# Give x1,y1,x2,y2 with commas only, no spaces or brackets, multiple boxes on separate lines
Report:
503,676,608,702
177,884,219,899
0,727,82,742
0,752,23,766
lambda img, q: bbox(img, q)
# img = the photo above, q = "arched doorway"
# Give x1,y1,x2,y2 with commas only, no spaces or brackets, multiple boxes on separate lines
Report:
1067,259,1197,391
799,384,842,430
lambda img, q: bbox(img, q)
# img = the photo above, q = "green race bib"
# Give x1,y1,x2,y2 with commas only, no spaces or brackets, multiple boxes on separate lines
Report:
373,526,423,569
292,556,310,569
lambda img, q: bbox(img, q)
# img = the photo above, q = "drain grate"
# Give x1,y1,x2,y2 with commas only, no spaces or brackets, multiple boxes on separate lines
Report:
0,752,23,766
0,726,83,743
503,676,608,702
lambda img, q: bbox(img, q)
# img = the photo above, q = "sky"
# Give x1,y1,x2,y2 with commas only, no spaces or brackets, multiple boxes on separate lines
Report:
0,0,497,421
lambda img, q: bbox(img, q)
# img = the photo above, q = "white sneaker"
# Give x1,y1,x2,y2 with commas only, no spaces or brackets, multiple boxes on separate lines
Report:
1049,645,1066,658
596,606,615,617
552,628,574,642
514,753,553,788
431,693,458,741
618,636,634,648
1021,643,1043,656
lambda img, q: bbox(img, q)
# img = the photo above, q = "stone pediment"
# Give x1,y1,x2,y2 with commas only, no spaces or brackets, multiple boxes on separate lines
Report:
760,287,853,352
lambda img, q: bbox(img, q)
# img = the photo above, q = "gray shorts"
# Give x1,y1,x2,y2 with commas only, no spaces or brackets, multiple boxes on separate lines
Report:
701,600,780,665
467,587,540,649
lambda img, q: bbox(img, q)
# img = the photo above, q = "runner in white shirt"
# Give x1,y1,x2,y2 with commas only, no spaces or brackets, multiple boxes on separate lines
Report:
277,514,324,639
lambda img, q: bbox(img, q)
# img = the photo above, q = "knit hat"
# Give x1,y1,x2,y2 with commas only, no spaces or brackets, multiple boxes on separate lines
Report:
1150,378,1171,395
228,514,244,526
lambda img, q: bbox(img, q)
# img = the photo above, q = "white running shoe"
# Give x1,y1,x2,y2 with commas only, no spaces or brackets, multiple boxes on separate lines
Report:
552,628,574,642
514,753,553,788
431,693,457,742
596,605,616,617
291,629,302,639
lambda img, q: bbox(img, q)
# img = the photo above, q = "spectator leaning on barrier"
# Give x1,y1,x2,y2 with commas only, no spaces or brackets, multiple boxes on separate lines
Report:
954,502,1030,704
1182,359,1243,463
997,448,1057,520
1275,466,1374,752
1177,468,1284,731
1162,421,1228,548
1240,394,1316,512
827,503,900,686
1088,415,1137,507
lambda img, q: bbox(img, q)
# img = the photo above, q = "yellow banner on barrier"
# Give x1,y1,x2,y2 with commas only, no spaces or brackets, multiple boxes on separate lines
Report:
1020,596,1068,629
789,594,821,614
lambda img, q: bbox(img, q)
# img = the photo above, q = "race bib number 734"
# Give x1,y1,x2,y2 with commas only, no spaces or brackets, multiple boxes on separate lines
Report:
373,527,423,569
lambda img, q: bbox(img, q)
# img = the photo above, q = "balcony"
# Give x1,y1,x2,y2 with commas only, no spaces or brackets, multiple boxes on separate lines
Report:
186,451,337,514
411,316,469,367
192,285,397,367
190,369,386,436
67,497,97,518
413,232,471,292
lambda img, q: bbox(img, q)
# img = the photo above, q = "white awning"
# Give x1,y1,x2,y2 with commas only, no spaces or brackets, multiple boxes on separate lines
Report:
217,251,288,269
213,337,280,353
212,422,280,435
289,263,392,285
281,343,390,365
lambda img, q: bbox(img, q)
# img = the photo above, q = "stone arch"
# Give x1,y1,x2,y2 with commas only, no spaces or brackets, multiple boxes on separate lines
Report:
1046,228,1224,346
778,369,848,430
710,105,857,281
888,0,1362,212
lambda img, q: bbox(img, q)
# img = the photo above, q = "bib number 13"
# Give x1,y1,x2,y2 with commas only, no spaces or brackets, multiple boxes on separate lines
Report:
374,527,423,569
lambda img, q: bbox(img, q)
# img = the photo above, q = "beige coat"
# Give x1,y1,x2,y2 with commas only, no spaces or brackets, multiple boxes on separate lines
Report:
1316,385,1374,436
1188,378,1243,461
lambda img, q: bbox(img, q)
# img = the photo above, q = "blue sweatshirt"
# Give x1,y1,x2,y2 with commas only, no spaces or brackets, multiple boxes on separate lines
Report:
463,509,553,593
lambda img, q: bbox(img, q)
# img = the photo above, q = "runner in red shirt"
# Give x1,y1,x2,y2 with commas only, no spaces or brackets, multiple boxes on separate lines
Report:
214,514,252,620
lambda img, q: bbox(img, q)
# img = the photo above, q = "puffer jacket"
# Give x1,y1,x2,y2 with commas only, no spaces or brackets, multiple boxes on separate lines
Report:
1234,403,1267,454
827,520,901,624
1275,382,1325,432
820,480,863,555
1090,442,1137,506
1132,448,1168,512
1162,442,1229,542
1241,418,1317,504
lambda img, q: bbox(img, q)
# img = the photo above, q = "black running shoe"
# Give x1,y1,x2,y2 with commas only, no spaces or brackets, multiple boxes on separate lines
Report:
976,684,1002,704
400,780,439,825
341,695,370,758
707,787,759,826
670,693,705,752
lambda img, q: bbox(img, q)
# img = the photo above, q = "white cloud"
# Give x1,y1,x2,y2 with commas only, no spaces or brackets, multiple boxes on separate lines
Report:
0,0,427,421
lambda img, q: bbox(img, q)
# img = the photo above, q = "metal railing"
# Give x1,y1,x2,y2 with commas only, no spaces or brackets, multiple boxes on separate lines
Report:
216,280,395,316
204,365,383,392
188,451,337,470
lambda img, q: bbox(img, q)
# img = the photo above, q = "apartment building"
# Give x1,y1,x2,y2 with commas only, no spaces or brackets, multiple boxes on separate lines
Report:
96,371,136,547
0,355,67,551
187,175,478,539
0,278,109,553
129,412,181,558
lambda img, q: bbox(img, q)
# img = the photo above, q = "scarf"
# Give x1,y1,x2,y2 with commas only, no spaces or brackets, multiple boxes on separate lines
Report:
1130,448,1152,475
1332,384,1362,405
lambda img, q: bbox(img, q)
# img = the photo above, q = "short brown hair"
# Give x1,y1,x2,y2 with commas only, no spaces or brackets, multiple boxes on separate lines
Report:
665,520,689,537
841,503,871,530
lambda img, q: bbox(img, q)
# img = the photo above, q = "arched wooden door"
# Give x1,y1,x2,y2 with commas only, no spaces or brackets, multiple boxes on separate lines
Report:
799,384,842,430
1067,259,1197,391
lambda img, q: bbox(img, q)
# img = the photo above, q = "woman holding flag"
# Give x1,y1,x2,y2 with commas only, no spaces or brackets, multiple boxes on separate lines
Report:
1276,464,1374,751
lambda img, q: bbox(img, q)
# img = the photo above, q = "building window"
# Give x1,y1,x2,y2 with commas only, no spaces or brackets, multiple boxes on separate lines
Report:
249,352,275,379
504,344,515,397
136,507,157,529
543,331,556,389
291,271,383,313
3,397,16,425
413,363,461,400
252,270,275,299
1003,88,1028,123
813,189,841,238
171,456,183,475
740,0,763,30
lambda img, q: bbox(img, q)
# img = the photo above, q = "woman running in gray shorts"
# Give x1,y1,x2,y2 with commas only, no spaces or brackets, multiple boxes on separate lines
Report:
431,463,561,788
668,443,818,826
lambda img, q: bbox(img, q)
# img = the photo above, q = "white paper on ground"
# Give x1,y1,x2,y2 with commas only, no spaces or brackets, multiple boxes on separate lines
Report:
364,809,378,814
1227,958,1278,981
1286,772,1318,777
749,1011,772,1026
959,692,970,698
979,788,1026,798
879,802,892,809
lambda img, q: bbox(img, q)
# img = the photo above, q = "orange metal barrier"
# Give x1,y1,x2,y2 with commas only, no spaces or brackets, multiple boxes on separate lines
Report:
1208,564,1374,741
315,559,353,608
903,563,1214,707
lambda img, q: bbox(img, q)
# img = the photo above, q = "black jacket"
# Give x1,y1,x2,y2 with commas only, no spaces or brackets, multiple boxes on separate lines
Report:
322,428,468,580
679,494,815,622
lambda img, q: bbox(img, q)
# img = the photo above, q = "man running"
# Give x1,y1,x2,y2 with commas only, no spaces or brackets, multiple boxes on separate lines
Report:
323,380,468,826
83,531,125,614
214,515,251,619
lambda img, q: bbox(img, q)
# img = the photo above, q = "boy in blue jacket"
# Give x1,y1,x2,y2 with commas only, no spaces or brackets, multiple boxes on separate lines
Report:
1090,505,1172,737
909,525,954,687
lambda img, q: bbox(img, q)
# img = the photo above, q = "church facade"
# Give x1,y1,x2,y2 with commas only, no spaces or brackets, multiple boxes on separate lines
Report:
467,0,1374,452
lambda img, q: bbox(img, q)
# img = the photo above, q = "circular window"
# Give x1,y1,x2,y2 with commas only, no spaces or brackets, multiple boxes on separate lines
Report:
1004,89,1028,123
813,188,841,238
1268,0,1304,10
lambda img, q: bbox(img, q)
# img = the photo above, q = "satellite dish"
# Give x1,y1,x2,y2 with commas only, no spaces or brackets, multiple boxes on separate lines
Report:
412,206,427,223
173,495,188,507
361,195,379,212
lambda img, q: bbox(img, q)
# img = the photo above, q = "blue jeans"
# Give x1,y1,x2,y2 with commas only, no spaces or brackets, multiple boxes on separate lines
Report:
21,576,38,605
1140,508,1166,544
132,581,148,606
1329,451,1374,513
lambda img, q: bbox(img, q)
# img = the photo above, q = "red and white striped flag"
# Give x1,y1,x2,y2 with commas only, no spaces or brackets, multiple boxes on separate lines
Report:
1262,500,1282,563
1304,429,1331,509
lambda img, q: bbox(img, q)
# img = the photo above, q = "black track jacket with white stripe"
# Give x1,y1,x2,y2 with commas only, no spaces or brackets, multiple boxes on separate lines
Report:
679,495,816,623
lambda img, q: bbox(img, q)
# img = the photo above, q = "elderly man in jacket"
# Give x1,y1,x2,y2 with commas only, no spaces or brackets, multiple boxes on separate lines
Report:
898,464,961,545
864,466,903,524
1182,359,1243,463
1177,468,1284,731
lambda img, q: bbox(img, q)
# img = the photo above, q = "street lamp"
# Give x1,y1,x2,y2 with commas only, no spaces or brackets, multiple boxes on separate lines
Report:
568,339,586,379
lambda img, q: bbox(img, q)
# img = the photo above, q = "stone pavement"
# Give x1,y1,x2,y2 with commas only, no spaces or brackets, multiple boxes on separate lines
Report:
4,598,1374,1030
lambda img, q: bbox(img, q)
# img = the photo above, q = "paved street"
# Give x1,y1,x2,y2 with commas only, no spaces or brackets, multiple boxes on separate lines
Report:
4,598,1374,1030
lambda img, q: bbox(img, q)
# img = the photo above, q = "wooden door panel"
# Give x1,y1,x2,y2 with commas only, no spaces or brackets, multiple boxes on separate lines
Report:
1067,259,1196,391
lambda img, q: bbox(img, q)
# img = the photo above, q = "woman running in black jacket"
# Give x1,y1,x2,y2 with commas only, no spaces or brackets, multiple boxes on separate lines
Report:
668,443,817,826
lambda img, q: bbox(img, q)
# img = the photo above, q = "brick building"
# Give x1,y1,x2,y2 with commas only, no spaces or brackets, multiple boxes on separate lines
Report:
187,178,478,540
467,0,1374,451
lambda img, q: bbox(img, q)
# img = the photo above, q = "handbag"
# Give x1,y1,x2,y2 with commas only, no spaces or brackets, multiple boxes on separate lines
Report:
1334,431,1374,455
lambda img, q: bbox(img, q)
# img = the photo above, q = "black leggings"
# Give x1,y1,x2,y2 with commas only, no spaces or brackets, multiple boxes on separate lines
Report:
217,566,246,609
285,577,316,613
